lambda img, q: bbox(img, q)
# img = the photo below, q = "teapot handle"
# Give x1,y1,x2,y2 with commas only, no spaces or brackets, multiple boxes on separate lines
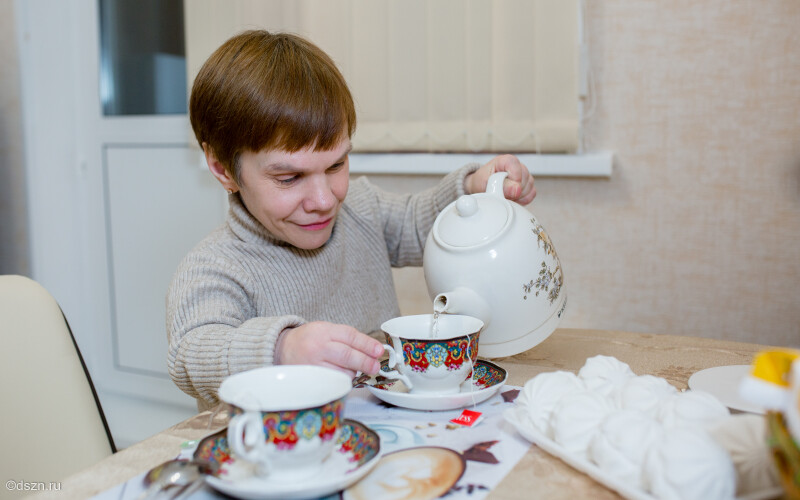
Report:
486,171,509,197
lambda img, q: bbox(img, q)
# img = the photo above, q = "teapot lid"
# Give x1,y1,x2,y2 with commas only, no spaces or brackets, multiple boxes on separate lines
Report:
435,193,510,247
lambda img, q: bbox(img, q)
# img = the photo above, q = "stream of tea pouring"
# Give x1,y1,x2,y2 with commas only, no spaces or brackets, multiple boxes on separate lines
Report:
431,303,479,406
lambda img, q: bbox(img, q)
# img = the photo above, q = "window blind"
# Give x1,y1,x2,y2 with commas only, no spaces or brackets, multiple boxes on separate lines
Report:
185,0,579,153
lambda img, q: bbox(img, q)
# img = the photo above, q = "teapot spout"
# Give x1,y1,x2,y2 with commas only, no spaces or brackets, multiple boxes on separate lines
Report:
433,287,492,328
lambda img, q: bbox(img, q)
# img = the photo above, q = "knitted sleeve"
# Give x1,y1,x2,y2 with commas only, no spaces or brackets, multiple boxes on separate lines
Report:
165,253,305,410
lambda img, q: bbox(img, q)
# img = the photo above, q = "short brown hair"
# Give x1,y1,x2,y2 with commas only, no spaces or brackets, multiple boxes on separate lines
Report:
189,30,356,182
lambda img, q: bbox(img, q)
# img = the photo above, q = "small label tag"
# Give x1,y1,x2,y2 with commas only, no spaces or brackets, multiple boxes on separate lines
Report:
450,409,483,427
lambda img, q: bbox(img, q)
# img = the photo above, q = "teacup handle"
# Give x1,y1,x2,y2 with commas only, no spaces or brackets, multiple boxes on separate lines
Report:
381,344,413,389
228,410,271,475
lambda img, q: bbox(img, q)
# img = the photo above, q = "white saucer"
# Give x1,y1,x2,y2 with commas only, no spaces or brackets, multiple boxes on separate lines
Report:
362,359,507,411
688,365,765,414
198,420,381,500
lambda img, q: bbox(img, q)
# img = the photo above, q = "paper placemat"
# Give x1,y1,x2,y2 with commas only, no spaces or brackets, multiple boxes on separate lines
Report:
93,386,529,500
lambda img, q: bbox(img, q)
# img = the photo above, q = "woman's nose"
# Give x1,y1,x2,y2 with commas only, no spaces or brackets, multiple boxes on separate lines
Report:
304,177,336,212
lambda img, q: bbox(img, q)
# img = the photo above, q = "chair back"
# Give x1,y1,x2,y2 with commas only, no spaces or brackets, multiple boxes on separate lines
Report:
0,275,115,493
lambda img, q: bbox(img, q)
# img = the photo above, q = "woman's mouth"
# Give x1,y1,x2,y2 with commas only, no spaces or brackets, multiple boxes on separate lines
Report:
298,218,332,231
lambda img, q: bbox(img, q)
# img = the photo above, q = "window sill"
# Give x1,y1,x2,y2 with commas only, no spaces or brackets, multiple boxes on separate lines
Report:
349,151,613,178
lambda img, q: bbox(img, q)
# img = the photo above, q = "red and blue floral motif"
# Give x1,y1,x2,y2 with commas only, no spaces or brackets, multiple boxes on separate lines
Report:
319,401,341,440
194,418,379,478
194,431,233,467
227,399,343,451
337,420,380,467
470,361,504,388
195,419,379,478
394,332,479,373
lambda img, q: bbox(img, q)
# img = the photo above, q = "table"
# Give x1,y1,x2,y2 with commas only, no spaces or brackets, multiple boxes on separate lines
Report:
41,328,774,499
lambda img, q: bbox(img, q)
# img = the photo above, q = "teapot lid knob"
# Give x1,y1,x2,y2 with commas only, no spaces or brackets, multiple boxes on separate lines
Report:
432,192,510,248
455,195,479,217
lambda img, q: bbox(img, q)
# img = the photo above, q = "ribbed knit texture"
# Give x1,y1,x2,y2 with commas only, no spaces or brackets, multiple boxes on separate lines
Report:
166,165,478,410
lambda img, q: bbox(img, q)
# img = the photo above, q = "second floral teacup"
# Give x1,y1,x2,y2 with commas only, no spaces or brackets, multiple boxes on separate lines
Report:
218,365,350,481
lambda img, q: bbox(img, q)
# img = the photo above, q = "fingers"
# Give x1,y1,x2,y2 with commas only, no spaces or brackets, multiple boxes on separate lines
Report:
508,176,536,205
503,178,523,200
327,340,381,376
279,322,383,376
330,326,384,359
328,327,383,375
315,360,357,379
490,155,536,205
491,155,523,180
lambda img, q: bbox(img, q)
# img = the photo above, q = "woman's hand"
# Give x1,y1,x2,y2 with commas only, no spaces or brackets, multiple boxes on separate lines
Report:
275,321,384,377
465,154,537,205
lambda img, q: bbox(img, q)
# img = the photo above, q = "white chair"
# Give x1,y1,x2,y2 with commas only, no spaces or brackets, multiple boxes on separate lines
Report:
0,275,115,491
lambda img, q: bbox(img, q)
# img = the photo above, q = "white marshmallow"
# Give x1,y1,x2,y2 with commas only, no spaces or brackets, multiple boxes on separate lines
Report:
643,426,736,500
589,410,664,489
578,355,636,398
550,391,616,459
617,375,679,418
516,370,585,434
657,390,730,430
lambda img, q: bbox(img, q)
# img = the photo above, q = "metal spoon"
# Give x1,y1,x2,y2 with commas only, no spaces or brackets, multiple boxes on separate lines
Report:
136,459,217,499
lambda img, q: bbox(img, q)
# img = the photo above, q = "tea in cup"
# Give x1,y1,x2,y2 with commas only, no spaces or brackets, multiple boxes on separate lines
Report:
218,365,350,480
380,314,483,394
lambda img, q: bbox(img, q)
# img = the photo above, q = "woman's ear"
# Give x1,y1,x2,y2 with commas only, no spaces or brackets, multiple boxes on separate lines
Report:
203,143,238,193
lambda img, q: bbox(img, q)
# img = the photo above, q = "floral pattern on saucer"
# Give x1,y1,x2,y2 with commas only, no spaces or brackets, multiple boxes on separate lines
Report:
368,358,505,391
472,361,506,387
193,419,381,499
361,359,508,411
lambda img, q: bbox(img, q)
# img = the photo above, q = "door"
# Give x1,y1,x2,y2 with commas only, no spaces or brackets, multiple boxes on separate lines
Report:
18,0,224,447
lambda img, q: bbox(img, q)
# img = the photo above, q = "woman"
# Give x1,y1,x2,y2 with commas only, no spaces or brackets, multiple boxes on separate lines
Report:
167,30,536,410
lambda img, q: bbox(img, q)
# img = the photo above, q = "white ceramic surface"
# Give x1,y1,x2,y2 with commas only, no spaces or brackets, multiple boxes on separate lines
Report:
380,314,483,394
423,171,567,358
365,359,507,411
218,366,351,480
205,420,381,500
688,365,765,414
219,365,351,410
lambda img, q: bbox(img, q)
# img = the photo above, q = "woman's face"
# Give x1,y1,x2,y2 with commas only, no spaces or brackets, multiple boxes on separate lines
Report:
226,138,351,249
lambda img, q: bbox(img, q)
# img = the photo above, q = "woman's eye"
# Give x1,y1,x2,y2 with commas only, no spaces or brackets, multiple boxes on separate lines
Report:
277,175,298,185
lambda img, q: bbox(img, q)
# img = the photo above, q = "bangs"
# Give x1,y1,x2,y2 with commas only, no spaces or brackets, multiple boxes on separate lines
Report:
241,35,355,154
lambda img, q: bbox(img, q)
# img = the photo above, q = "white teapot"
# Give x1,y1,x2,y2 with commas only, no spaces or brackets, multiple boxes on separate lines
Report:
423,171,567,358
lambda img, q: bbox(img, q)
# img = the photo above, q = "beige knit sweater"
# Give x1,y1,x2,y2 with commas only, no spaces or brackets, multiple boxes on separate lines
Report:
166,166,477,410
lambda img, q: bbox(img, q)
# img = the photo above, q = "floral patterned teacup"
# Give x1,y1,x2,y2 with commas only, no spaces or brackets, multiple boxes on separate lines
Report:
380,314,483,394
218,365,350,480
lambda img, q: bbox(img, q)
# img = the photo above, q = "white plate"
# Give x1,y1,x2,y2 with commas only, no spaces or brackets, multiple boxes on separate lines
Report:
200,420,381,500
362,359,507,411
504,407,783,500
688,365,765,414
